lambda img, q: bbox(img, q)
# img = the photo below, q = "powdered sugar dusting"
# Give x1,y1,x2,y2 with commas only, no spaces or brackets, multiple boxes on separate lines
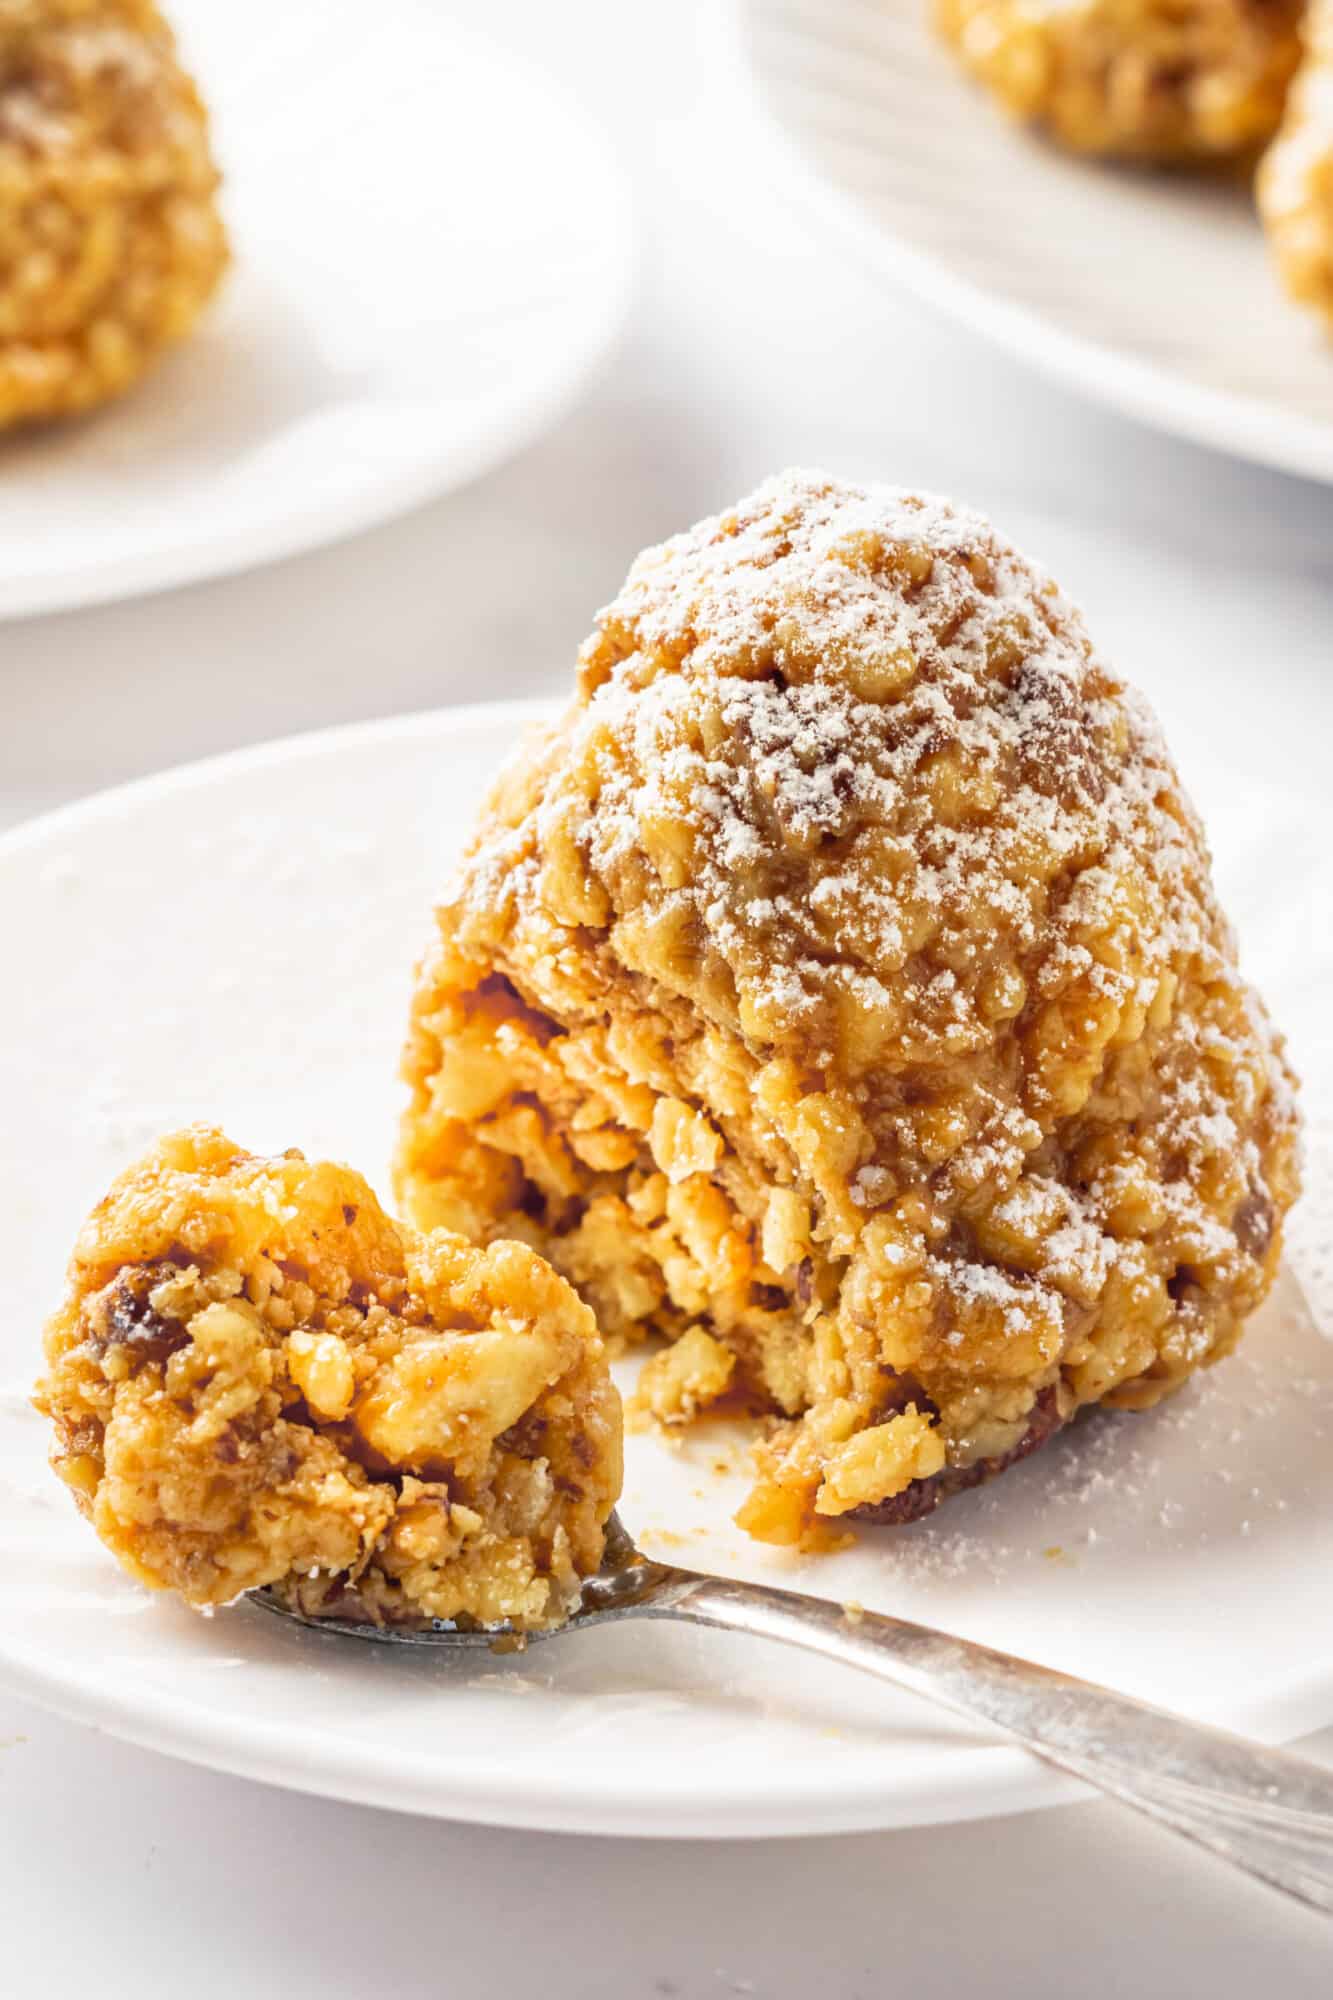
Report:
445,469,1300,1484
561,470,1207,1066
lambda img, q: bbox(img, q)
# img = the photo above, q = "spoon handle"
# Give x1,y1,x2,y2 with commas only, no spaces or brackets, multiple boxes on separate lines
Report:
650,1570,1333,1917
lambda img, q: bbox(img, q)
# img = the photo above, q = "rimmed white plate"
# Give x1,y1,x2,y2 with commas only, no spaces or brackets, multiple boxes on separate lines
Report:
0,4,631,620
1,701,1330,1836
737,0,1333,484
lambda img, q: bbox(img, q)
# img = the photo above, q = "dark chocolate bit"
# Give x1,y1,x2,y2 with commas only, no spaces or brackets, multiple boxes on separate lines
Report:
570,1430,596,1470
499,1407,550,1457
1233,1187,1274,1260
342,1204,358,1227
516,1179,547,1223
1167,1265,1203,1307
750,1282,788,1314
850,1384,1063,1528
86,1263,191,1365
214,1424,242,1464
478,972,525,1005
795,1258,814,1306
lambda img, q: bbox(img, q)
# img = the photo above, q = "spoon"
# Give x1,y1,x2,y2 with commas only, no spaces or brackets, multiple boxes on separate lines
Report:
256,1510,1333,1916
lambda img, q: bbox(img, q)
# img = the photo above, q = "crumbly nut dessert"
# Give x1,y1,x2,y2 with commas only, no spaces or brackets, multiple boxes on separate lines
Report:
398,469,1300,1547
36,1128,621,1629
0,0,228,427
935,0,1304,160
1259,0,1333,328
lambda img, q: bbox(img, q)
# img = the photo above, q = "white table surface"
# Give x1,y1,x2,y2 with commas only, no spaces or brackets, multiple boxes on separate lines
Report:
4,3,1332,1990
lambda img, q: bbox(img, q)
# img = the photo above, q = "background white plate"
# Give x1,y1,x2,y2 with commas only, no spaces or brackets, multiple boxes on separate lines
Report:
737,0,1333,484
1,702,1330,1837
0,3,631,620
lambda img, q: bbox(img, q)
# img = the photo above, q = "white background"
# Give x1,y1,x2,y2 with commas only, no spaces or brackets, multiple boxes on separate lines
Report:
4,3,1332,1989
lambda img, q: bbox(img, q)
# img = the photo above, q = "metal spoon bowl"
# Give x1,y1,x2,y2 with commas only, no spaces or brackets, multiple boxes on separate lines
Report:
254,1509,1333,1917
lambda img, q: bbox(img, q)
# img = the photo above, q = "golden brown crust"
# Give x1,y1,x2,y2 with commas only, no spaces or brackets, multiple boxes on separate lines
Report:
397,470,1300,1547
0,0,228,426
935,0,1304,161
35,1127,621,1629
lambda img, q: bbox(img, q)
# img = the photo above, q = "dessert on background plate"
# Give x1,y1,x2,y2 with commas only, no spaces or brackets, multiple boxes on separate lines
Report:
397,469,1300,1548
35,1127,620,1632
1260,0,1333,325
0,0,227,427
935,0,1304,161
932,0,1333,341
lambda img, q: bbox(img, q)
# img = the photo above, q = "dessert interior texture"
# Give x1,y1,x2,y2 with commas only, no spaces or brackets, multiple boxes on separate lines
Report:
397,468,1301,1548
0,0,229,427
36,1127,621,1630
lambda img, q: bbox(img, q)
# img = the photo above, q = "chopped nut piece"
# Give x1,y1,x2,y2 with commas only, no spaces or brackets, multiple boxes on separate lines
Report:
634,1325,736,1426
814,1408,947,1517
287,1328,355,1422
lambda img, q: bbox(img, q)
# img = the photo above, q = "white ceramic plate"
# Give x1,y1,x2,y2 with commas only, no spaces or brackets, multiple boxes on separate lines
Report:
736,0,1333,484
1,701,1330,1837
0,4,631,620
